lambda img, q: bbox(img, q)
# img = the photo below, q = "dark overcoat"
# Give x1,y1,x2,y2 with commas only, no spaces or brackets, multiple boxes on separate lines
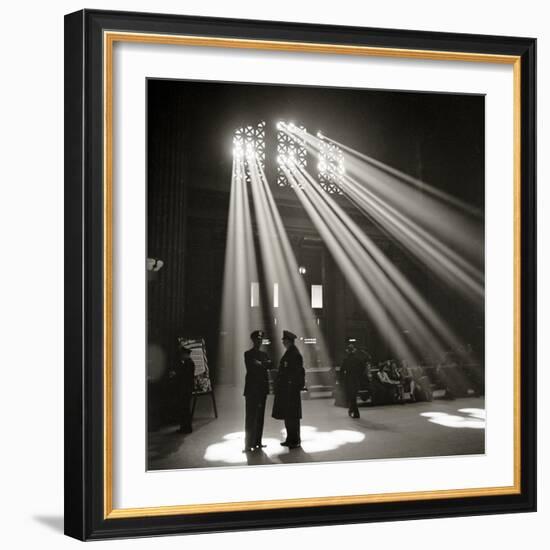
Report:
174,357,195,397
341,352,365,396
243,348,271,398
272,344,305,420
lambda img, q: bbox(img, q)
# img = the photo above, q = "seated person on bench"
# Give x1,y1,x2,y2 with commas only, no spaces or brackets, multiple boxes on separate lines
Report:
396,360,416,402
377,362,404,403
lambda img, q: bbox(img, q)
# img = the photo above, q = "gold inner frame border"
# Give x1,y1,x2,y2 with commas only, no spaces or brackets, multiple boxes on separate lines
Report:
102,30,522,519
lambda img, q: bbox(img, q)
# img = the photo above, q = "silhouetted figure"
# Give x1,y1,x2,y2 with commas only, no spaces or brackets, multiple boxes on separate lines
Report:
272,330,305,449
341,342,365,418
243,330,272,453
170,343,195,434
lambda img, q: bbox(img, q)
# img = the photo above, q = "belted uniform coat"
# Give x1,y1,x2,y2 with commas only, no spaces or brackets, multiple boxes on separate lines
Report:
272,344,305,420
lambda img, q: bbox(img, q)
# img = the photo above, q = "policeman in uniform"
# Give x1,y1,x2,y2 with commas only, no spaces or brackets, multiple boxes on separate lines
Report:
272,330,305,449
170,343,195,434
340,341,365,418
243,330,272,453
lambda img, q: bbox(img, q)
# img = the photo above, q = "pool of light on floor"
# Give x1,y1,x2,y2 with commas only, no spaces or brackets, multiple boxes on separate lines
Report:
204,425,366,464
420,407,485,429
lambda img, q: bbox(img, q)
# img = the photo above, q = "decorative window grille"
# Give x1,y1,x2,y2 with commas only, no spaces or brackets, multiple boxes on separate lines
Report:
276,123,307,187
318,139,345,194
233,121,266,182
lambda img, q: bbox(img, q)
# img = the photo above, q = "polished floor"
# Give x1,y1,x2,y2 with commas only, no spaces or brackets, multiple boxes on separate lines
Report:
148,384,485,471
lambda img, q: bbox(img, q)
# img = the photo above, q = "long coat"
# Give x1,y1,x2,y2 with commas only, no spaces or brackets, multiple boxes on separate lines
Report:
174,357,195,398
341,352,365,397
243,348,271,399
272,344,305,420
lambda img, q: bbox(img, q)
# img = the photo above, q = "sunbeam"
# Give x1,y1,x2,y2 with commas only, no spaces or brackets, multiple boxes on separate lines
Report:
278,159,415,360
218,157,263,384
275,129,471,361
285,124,484,305
247,150,331,367
147,81,487,475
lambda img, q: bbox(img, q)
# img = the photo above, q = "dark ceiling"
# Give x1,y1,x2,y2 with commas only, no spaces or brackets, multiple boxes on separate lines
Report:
148,78,484,209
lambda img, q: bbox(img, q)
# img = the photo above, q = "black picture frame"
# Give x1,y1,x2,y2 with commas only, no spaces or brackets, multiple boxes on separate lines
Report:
64,9,536,541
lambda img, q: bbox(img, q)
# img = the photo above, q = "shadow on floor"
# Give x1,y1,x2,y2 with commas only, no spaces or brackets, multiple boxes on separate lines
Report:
277,446,314,463
353,418,397,432
148,418,217,463
33,515,64,533
245,450,275,466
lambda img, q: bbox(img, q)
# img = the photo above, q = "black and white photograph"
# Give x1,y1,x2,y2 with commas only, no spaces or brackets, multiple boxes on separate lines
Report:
146,79,486,471
0,0,543,545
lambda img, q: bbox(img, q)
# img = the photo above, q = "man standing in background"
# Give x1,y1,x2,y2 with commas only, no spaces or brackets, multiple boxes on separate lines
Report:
170,342,195,434
341,340,365,418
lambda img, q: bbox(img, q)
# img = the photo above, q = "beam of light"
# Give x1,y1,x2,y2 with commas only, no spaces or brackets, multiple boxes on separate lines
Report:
281,127,484,367
330,136,483,218
293,124,482,218
278,148,480,414
218,157,263,385
276,121,307,188
284,125,484,306
338,173,484,302
278,160,414,360
420,409,486,429
317,139,345,194
247,155,331,366
233,121,266,183
281,152,468,361
322,135,484,267
203,426,365,464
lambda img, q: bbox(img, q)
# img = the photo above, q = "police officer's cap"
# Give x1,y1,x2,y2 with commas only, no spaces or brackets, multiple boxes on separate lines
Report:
250,330,264,340
282,330,297,341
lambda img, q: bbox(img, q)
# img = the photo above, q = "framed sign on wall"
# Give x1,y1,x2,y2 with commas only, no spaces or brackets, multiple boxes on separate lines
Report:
64,9,536,540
